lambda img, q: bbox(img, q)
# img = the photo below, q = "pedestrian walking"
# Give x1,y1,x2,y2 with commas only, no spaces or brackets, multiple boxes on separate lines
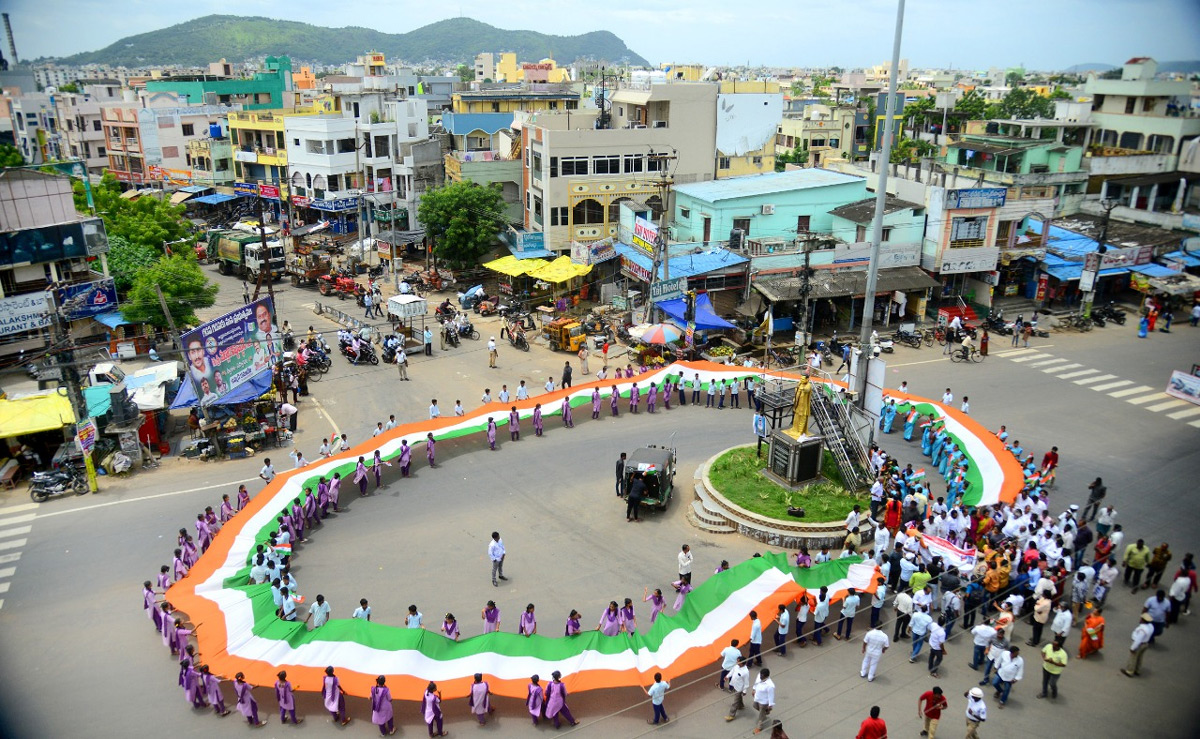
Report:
991,646,1023,708
1123,539,1151,590
545,671,578,728
199,665,230,717
487,417,497,450
322,666,350,725
647,382,658,413
561,396,574,427
692,373,702,404
909,606,933,662
578,345,590,374
1079,607,1105,659
509,406,521,441
860,625,890,681
526,676,544,727
610,385,620,417
751,668,776,734
371,675,395,736
469,673,494,724
592,387,602,419
678,544,694,584
1036,637,1068,700
645,672,670,725
856,706,887,739
562,361,573,388
1081,477,1106,522
630,382,641,413
423,682,446,736
774,603,790,656
1122,613,1155,677
489,531,506,586
718,639,742,689
834,587,861,641
275,671,302,725
234,672,266,727
724,657,751,721
917,686,947,738
533,403,544,436
927,616,948,677
964,687,987,738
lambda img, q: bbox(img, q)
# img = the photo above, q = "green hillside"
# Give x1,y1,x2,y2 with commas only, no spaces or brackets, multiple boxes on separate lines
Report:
57,15,649,68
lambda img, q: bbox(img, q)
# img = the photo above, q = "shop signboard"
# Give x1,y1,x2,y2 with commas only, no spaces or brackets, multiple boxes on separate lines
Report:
76,418,97,454
309,197,359,212
258,184,281,200
650,276,688,302
233,182,259,197
571,238,617,265
179,297,282,405
59,278,118,320
948,188,1007,209
1165,370,1200,406
0,293,52,336
291,195,311,208
632,216,658,255
620,255,653,283
1036,274,1048,301
0,217,109,267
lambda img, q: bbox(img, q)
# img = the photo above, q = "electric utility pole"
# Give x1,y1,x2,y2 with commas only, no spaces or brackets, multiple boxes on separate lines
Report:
646,148,676,323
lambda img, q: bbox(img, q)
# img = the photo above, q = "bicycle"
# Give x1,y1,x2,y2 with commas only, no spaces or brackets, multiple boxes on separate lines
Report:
921,328,936,347
950,346,984,363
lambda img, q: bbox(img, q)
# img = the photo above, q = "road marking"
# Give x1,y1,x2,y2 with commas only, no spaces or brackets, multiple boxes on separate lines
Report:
1029,358,1069,368
0,513,36,527
1146,399,1190,413
1166,406,1200,420
30,477,259,520
1127,393,1167,405
1008,353,1051,363
995,348,1037,358
1074,374,1118,385
1109,385,1155,398
0,566,14,578
1089,380,1133,392
0,582,9,594
0,526,32,540
0,553,20,565
883,357,951,368
1056,369,1099,379
0,538,27,552
0,503,39,515
310,396,341,440
1043,363,1083,374
1190,420,1200,428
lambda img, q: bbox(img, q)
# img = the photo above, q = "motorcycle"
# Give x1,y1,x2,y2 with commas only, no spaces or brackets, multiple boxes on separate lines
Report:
812,340,833,365
434,302,458,324
505,322,530,352
30,465,89,502
380,335,402,364
1096,302,1126,325
870,331,894,355
984,310,1009,335
339,339,379,365
458,285,485,311
1091,312,1107,328
455,318,480,341
443,324,461,348
367,263,386,279
891,327,923,349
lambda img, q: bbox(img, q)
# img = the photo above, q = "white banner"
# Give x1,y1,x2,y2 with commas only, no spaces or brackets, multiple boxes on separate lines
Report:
0,293,52,336
1165,370,1200,406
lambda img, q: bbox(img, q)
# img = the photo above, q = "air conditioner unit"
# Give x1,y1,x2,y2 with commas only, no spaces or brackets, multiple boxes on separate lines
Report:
761,204,775,215
653,121,667,128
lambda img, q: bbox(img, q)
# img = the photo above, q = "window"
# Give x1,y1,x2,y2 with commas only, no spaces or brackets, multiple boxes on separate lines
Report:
532,153,542,174
294,138,300,146
492,102,501,112
647,156,665,172
718,157,731,170
811,138,826,147
162,146,179,159
949,216,986,248
549,101,558,110
337,138,356,153
550,206,569,226
572,198,604,224
97,146,105,157
533,196,543,225
752,156,763,165
732,217,751,235
566,101,578,110
560,157,588,176
796,215,811,233
549,157,558,178
93,119,102,131
1143,97,1155,113
624,154,643,173
680,207,691,219
181,123,195,136
829,138,840,148
881,227,892,242
1125,97,1136,114
593,155,620,174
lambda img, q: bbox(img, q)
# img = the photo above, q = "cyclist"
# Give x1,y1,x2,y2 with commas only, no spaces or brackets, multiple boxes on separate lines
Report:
960,332,976,359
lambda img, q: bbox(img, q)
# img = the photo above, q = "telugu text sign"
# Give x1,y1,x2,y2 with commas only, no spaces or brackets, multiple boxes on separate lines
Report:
179,297,281,404
0,293,52,337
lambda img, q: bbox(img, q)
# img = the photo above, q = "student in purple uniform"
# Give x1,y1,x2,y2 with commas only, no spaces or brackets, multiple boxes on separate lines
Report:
663,378,673,410
509,406,521,440
673,580,694,611
354,457,369,495
533,403,544,435
630,382,641,413
173,617,194,656
422,682,446,737
620,597,638,634
219,494,235,522
372,450,386,488
199,665,230,716
370,675,395,736
599,601,622,635
469,673,495,724
487,418,498,450
565,609,582,635
545,671,578,728
317,478,331,517
482,600,501,633
647,383,658,413
182,659,206,709
144,581,162,631
323,666,350,725
275,670,302,724
527,675,545,725
519,603,538,636
611,385,621,416
304,488,320,527
399,440,412,476
644,587,666,623
592,387,602,418
157,565,171,592
290,498,305,542
160,603,176,651
236,484,250,511
234,672,266,727
425,433,436,467
561,397,574,427
204,505,220,530
181,535,199,567
328,472,343,511
441,613,460,641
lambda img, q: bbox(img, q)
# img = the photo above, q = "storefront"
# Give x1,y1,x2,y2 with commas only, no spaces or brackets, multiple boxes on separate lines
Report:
0,389,77,487
754,266,940,334
292,195,360,236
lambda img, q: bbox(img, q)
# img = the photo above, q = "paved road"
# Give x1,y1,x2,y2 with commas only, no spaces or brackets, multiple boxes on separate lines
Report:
0,281,1196,738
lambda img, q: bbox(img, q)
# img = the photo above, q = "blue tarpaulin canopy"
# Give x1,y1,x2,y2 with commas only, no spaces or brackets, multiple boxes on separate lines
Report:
654,292,736,330
1162,250,1200,268
169,368,274,409
191,193,238,205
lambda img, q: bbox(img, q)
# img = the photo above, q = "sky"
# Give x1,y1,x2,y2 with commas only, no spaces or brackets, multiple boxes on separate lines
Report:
6,0,1199,71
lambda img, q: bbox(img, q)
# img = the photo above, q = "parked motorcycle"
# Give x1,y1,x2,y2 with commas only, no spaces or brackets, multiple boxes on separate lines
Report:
984,310,1010,335
30,465,88,502
870,330,894,355
1096,302,1126,325
891,328,923,349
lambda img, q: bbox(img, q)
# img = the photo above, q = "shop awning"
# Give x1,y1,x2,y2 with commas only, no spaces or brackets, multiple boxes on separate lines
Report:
169,368,274,410
526,255,591,283
656,292,736,329
1040,253,1130,282
0,390,76,439
1162,250,1200,269
754,266,939,302
482,255,549,277
170,190,199,204
1145,270,1200,296
506,243,555,259
192,193,238,205
93,312,130,329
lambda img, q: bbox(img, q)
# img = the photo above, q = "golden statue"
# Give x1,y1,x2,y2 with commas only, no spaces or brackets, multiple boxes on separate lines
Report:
786,376,813,439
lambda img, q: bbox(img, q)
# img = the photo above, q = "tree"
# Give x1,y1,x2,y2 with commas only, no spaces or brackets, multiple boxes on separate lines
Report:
954,90,990,121
122,253,218,328
418,181,505,269
1005,70,1024,87
58,82,80,93
1049,87,1072,100
990,87,1054,120
455,63,473,83
774,148,809,171
74,172,195,254
105,235,161,292
890,137,937,164
0,143,25,167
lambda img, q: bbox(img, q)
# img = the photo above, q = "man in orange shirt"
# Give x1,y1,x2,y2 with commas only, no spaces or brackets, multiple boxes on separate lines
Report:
856,705,887,739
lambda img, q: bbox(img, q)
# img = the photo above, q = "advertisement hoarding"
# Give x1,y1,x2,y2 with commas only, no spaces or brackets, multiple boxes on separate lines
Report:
632,217,658,255
0,293,52,336
179,297,281,405
59,278,118,320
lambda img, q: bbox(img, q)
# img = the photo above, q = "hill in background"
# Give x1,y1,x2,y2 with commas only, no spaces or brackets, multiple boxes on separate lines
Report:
57,15,649,68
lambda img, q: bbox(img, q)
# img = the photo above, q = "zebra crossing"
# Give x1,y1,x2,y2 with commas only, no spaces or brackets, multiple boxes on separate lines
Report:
996,348,1200,428
0,502,37,612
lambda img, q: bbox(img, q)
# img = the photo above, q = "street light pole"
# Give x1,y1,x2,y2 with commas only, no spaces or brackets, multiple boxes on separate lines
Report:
1081,198,1116,319
855,0,907,407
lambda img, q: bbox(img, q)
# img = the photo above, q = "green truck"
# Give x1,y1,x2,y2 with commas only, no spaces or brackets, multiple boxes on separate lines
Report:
208,230,286,281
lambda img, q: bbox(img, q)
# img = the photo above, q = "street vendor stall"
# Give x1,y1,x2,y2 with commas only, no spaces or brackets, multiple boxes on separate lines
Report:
526,256,593,310
482,255,550,304
0,389,77,488
387,294,430,344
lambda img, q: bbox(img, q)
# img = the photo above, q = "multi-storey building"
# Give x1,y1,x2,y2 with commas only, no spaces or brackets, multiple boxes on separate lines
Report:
57,84,123,176
142,56,292,111
775,104,861,167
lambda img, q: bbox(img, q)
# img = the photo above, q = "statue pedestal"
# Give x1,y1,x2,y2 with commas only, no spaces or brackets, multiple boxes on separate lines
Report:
767,432,824,486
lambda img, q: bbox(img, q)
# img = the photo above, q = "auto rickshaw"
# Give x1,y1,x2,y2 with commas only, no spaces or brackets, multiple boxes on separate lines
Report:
620,444,677,511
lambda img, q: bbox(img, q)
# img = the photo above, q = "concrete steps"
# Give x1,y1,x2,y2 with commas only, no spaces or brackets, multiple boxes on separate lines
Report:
689,499,736,531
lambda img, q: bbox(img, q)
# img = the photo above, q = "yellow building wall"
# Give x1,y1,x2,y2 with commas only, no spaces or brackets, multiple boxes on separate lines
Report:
452,95,575,114
719,80,782,94
496,53,519,82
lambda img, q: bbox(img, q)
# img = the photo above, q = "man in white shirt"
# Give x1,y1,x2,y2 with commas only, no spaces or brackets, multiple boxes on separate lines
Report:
860,626,890,681
1122,613,1155,677
991,646,1023,706
352,598,371,621
488,531,507,586
405,605,424,629
306,594,331,629
870,578,888,629
965,686,987,735
1050,602,1072,642
717,639,742,690
774,604,791,656
927,616,948,677
678,544,694,584
942,388,953,405
278,587,298,621
751,668,776,733
909,606,933,662
249,556,269,585
318,438,331,458
969,622,997,669
516,381,529,400
845,505,862,532
384,415,397,431
893,589,914,641
259,458,276,484
835,588,861,641
748,611,763,666
428,399,441,419
724,657,751,721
